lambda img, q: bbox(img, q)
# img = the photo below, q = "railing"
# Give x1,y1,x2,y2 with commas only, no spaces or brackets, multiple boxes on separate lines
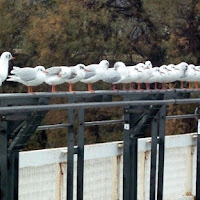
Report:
18,133,197,200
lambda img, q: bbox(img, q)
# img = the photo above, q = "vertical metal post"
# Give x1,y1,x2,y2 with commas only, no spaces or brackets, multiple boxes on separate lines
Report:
123,106,131,200
77,108,85,200
0,119,8,200
7,150,19,200
67,98,75,200
150,114,159,200
157,105,166,200
195,106,200,199
0,99,8,200
130,135,138,200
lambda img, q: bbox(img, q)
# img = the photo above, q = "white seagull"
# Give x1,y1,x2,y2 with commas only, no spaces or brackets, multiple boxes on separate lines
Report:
7,66,47,93
81,60,109,93
0,52,14,86
45,66,73,92
60,64,87,93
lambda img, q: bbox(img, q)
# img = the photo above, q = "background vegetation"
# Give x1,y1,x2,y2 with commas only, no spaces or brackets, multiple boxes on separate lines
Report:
0,0,200,149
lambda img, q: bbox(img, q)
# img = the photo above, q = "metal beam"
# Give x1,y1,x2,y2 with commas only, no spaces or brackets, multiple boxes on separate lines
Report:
1,98,200,114
77,108,85,200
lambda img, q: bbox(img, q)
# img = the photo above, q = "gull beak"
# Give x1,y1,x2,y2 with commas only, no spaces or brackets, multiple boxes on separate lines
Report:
85,69,90,72
174,67,179,70
195,68,200,71
43,70,48,74
161,72,165,74
58,74,62,77
167,69,172,71
11,57,15,60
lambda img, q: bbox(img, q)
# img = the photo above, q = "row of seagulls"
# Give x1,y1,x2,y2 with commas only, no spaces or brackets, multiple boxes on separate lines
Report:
2,51,200,93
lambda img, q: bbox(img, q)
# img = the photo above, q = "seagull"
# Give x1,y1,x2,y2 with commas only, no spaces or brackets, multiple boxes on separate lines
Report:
60,64,87,93
113,62,129,90
102,67,122,91
194,66,200,89
7,66,47,93
129,66,144,90
45,66,73,92
172,62,188,89
159,65,172,89
80,60,109,93
147,67,163,89
0,52,14,86
182,64,198,89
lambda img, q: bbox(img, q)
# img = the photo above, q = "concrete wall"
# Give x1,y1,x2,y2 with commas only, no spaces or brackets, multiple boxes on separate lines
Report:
19,133,197,200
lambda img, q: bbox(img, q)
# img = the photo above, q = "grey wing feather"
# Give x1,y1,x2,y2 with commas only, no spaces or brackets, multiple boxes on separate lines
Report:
83,71,96,79
103,73,121,83
46,67,61,75
15,68,37,81
67,72,77,79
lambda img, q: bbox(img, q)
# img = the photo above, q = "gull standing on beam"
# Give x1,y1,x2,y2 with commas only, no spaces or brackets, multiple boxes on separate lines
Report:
45,66,73,92
113,62,129,90
7,66,47,93
80,60,109,93
102,67,123,91
0,52,15,86
60,64,87,93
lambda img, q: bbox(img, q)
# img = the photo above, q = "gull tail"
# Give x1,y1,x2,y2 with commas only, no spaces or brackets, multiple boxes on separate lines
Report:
6,75,22,83
11,66,20,74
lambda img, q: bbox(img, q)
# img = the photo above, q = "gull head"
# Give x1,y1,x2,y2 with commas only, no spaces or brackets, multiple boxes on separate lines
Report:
114,62,126,70
100,60,109,71
145,61,152,69
75,64,86,70
35,66,48,74
1,52,14,61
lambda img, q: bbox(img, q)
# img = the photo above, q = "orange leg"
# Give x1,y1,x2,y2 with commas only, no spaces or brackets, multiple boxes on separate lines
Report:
189,82,192,89
28,86,34,94
162,83,166,90
181,81,184,89
137,83,142,91
69,83,76,94
122,83,126,90
146,83,150,90
196,82,199,89
88,83,95,93
112,84,118,91
129,82,135,91
154,82,158,90
51,85,56,92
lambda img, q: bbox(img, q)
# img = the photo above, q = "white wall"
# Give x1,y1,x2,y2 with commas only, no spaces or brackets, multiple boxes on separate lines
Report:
19,133,197,200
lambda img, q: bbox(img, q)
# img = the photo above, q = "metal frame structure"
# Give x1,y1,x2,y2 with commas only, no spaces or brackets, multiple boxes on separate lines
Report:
0,89,200,200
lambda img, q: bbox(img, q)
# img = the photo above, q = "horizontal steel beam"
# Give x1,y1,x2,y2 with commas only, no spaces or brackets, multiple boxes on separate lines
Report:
84,119,124,126
37,123,72,131
166,114,197,120
0,89,198,100
0,98,200,114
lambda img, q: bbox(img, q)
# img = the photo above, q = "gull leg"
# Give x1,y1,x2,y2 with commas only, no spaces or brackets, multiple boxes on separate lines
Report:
52,85,56,92
27,86,30,93
88,83,95,93
137,83,142,91
196,82,199,89
146,83,150,90
162,83,166,90
181,81,184,89
112,84,118,91
189,82,192,89
123,83,126,90
154,82,158,90
69,83,76,94
129,82,135,91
